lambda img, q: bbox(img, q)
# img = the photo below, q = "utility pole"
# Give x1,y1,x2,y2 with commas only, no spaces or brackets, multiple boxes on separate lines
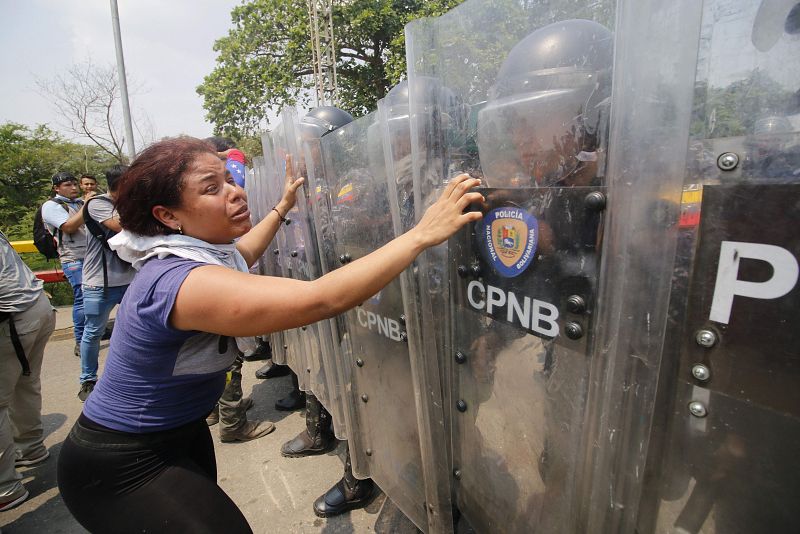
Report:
307,0,337,106
110,0,136,161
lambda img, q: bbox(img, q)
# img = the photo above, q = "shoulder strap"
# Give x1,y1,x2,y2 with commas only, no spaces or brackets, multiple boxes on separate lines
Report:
84,196,115,293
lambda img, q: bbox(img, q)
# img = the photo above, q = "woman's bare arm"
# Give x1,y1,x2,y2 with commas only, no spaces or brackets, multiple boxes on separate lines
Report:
171,173,484,336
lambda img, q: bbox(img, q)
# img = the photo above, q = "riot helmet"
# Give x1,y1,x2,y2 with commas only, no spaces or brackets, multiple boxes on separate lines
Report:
299,106,355,140
477,19,613,187
384,77,460,163
745,114,799,179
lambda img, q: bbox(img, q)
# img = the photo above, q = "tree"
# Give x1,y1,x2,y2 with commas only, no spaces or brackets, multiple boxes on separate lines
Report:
36,60,154,164
691,69,796,139
197,0,463,136
0,123,118,239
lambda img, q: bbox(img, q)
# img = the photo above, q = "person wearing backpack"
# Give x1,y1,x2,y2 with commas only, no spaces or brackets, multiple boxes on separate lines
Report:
41,172,87,357
77,165,135,402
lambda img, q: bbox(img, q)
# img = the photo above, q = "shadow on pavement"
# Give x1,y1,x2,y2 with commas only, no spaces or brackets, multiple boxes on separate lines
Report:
3,440,87,533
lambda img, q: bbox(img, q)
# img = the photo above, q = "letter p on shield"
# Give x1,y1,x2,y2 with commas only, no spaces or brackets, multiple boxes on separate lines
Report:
710,241,799,324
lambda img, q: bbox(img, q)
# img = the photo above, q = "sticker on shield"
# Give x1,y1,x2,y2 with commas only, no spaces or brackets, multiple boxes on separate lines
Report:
479,206,538,278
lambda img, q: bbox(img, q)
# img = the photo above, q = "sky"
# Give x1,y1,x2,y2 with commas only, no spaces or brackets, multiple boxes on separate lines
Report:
0,0,242,146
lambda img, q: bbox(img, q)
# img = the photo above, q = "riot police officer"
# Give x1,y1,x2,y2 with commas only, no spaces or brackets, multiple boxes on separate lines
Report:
443,19,613,532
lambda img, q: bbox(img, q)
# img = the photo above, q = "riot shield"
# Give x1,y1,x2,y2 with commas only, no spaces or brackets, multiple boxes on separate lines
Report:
273,107,338,413
270,118,314,391
578,2,800,533
300,125,353,441
248,156,266,272
259,131,289,366
379,83,455,532
317,111,441,530
405,1,616,532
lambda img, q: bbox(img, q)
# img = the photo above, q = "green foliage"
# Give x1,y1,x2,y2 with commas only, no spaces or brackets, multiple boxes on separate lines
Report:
691,69,796,139
0,122,118,240
198,0,463,136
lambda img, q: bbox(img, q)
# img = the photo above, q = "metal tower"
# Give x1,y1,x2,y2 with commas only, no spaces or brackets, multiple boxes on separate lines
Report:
307,0,338,107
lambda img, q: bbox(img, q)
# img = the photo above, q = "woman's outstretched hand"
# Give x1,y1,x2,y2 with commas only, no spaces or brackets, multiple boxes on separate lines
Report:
279,154,305,211
411,173,485,248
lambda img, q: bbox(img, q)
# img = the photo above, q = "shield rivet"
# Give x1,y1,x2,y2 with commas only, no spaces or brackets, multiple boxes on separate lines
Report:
399,314,406,325
695,329,717,348
585,191,607,211
290,250,298,257
565,322,584,340
455,351,467,364
285,218,292,225
365,448,372,456
688,401,708,418
400,331,408,342
306,368,311,373
361,394,369,403
301,326,307,331
717,152,739,171
339,254,347,264
456,400,467,412
470,264,482,277
273,249,280,255
457,265,468,278
567,295,586,314
453,468,462,480
692,364,711,382
356,358,364,367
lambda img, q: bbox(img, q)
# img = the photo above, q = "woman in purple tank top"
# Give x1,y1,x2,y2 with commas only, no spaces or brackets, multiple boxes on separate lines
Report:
57,136,484,533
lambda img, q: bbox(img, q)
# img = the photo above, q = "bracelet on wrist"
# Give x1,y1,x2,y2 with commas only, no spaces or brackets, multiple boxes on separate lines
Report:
272,206,287,224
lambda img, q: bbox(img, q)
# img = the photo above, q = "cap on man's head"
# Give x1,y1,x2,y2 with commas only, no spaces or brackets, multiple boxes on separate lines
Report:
52,171,77,186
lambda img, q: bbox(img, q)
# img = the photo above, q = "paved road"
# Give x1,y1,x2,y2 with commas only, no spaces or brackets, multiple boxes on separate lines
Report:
1,322,421,533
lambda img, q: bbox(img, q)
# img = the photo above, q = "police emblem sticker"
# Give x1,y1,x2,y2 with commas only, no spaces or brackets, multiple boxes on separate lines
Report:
480,207,538,278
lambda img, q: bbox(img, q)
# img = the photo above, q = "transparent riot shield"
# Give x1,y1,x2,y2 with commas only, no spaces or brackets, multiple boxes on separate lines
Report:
300,127,352,441
405,1,616,532
259,131,288,366
248,156,266,271
318,111,439,530
578,2,800,533
248,157,277,353
274,107,338,413
379,86,455,532
270,119,312,391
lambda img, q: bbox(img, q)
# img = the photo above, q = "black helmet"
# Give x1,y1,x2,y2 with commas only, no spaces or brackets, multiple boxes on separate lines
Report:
478,19,613,187
746,114,795,172
300,106,354,140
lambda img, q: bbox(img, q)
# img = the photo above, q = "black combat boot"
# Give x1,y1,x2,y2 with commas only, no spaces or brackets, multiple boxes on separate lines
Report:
281,394,334,457
255,360,291,379
313,448,375,517
275,372,306,411
243,339,272,362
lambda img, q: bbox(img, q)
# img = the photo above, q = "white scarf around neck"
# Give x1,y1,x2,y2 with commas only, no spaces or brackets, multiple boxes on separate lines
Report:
108,230,255,352
108,231,249,273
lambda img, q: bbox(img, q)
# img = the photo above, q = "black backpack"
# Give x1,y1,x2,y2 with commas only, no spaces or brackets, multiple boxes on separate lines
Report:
32,198,67,260
83,196,115,292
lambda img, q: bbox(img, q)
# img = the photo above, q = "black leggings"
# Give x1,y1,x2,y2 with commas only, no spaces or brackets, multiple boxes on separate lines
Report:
57,414,252,534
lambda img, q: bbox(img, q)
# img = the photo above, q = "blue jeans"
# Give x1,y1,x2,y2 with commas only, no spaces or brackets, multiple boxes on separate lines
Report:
80,285,128,384
62,260,85,344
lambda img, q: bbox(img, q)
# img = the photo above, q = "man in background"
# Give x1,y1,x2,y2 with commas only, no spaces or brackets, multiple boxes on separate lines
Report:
41,172,86,357
0,231,56,511
79,175,98,201
76,165,135,402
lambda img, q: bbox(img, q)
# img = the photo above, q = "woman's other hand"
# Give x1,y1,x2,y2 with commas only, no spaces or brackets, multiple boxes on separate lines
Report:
278,154,305,212
410,173,484,248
